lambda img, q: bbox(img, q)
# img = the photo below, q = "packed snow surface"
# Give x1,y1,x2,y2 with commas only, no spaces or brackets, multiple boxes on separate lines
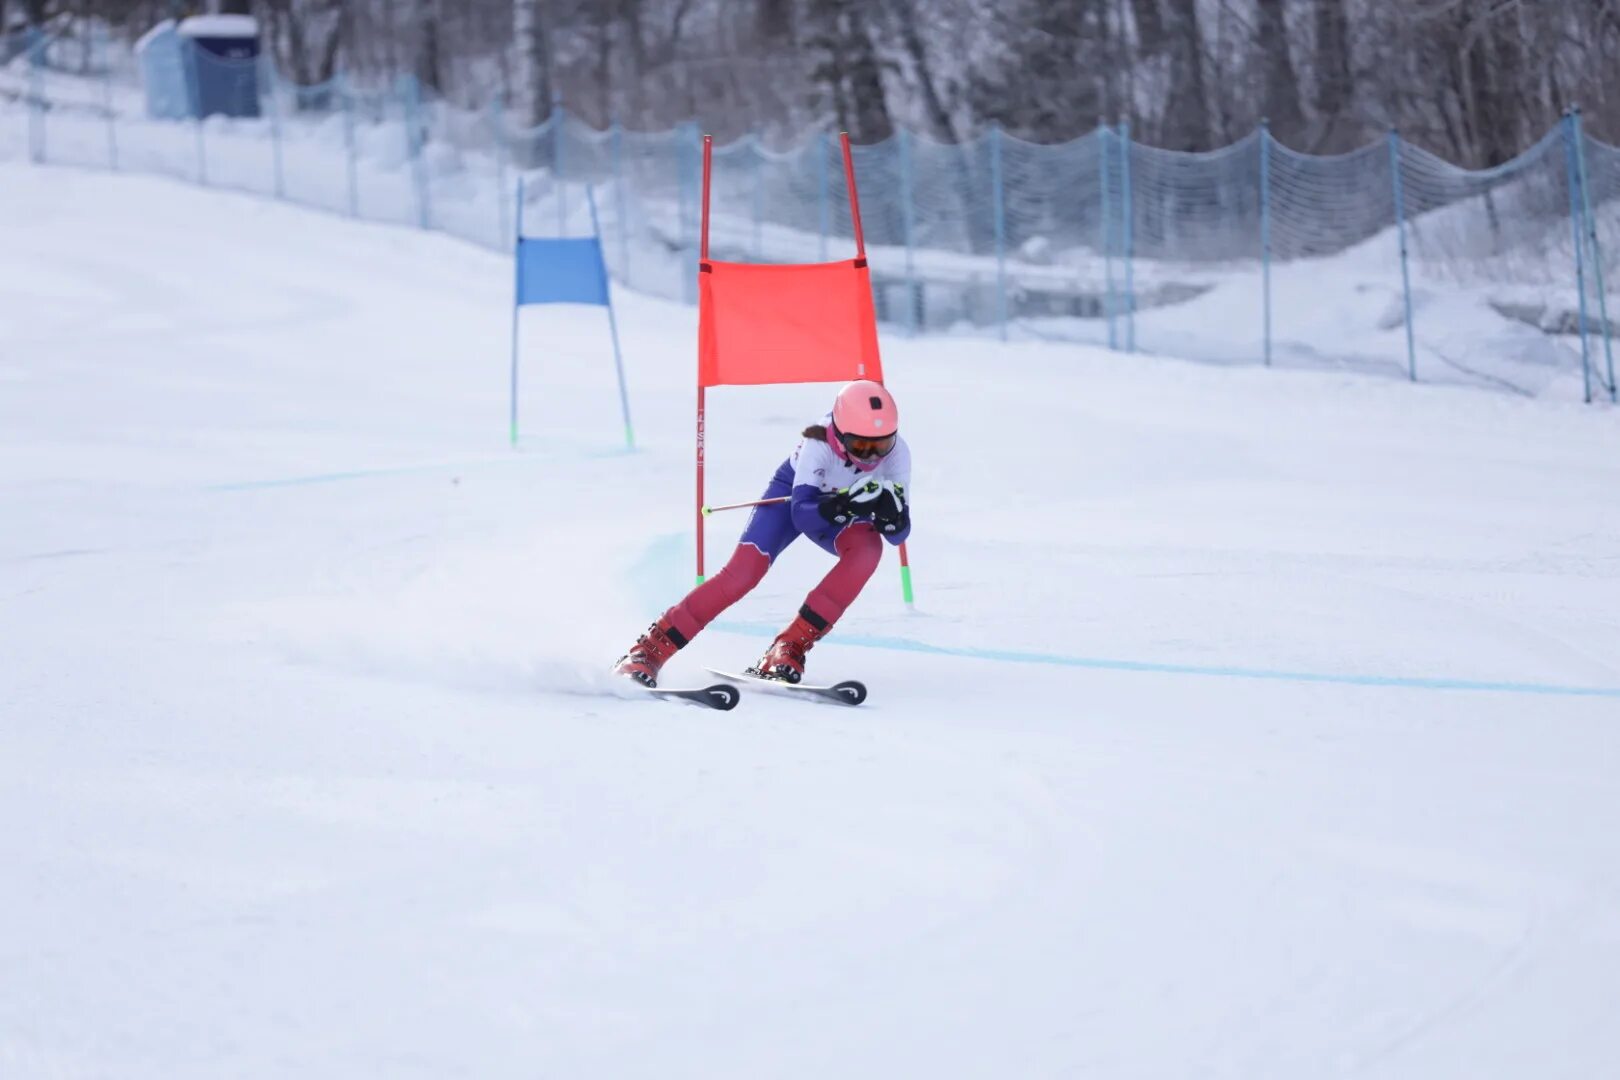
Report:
5,164,1620,1078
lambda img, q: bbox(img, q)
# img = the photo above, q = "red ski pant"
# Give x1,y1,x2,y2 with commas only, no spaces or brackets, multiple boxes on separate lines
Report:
664,523,883,643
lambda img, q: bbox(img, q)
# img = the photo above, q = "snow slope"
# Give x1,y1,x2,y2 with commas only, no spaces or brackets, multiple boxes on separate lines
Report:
5,163,1620,1078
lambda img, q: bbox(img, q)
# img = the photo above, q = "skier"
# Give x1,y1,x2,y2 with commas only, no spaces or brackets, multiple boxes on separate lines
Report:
614,379,910,686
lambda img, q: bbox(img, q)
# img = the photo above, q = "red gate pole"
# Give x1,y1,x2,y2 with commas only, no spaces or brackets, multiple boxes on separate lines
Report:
841,131,914,606
839,132,867,259
695,133,714,584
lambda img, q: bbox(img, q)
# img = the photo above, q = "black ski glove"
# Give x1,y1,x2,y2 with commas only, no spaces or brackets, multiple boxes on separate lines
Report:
869,483,909,535
818,489,857,526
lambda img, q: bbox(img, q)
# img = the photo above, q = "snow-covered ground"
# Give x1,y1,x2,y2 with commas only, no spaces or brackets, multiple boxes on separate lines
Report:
5,163,1620,1078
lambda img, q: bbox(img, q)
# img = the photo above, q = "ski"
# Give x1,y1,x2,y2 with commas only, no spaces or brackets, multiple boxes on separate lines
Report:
705,667,868,707
635,681,742,710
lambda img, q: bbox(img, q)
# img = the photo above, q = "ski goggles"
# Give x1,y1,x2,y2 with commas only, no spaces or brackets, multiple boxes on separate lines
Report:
839,430,897,461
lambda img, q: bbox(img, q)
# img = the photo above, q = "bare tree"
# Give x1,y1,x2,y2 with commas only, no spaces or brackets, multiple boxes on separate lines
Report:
806,0,893,143
1255,0,1304,141
1159,0,1209,149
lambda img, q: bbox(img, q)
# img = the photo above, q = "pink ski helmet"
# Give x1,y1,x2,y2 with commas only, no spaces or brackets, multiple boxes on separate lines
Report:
828,379,898,471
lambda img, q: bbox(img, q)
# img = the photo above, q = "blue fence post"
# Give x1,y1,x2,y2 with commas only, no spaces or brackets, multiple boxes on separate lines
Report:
989,123,1008,340
265,56,284,199
1572,108,1617,402
1561,111,1596,404
340,77,359,217
102,48,118,170
751,135,765,260
1260,120,1273,367
1388,129,1418,383
492,96,510,248
26,27,43,163
816,130,830,262
678,121,699,305
898,128,920,335
194,103,208,185
554,99,567,235
510,176,526,446
402,75,431,229
1119,120,1135,353
611,112,631,285
1100,125,1117,350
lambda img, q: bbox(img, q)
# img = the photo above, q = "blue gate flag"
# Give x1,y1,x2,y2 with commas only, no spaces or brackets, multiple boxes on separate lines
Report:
516,237,611,307
509,179,634,449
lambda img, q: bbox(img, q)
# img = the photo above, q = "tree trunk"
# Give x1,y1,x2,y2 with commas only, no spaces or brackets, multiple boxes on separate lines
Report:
809,0,892,144
842,5,892,143
1312,0,1354,148
404,0,440,95
594,3,614,126
1254,0,1304,139
887,0,955,142
513,0,552,126
1128,0,1165,55
1161,0,1209,149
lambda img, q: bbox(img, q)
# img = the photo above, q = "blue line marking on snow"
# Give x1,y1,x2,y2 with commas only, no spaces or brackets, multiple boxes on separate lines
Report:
206,447,635,492
711,619,1620,699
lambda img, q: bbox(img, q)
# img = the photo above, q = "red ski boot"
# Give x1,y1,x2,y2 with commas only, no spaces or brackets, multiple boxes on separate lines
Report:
613,617,688,688
750,606,831,684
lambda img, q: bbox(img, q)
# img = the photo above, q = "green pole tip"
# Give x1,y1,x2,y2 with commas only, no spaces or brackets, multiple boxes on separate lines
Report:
900,564,915,605
701,506,712,517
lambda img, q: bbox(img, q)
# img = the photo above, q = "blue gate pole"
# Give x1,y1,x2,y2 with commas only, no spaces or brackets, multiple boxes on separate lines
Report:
611,112,631,286
492,96,510,247
1260,120,1273,367
1572,108,1617,401
588,185,636,450
898,128,920,335
1119,120,1136,353
1388,128,1418,382
816,130,830,262
1101,125,1117,350
510,176,526,446
265,57,285,199
989,124,1008,340
1562,111,1596,404
341,77,359,217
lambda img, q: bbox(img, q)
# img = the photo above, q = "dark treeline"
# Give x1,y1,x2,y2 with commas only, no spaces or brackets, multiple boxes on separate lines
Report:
10,1,1620,165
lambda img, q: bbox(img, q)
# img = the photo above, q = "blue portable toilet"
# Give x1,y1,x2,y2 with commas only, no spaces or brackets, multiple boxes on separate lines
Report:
135,20,189,120
178,14,261,118
135,14,261,120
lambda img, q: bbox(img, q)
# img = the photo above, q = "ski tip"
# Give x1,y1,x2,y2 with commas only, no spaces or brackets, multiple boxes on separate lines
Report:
830,680,867,706
701,683,742,710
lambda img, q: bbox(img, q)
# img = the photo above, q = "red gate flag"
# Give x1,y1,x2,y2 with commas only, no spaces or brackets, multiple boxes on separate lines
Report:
693,132,912,605
698,259,883,387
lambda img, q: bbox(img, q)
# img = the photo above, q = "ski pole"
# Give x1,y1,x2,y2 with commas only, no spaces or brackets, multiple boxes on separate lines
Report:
701,495,789,516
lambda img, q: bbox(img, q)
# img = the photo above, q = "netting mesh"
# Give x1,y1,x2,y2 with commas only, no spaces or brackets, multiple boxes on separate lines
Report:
4,34,1619,402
